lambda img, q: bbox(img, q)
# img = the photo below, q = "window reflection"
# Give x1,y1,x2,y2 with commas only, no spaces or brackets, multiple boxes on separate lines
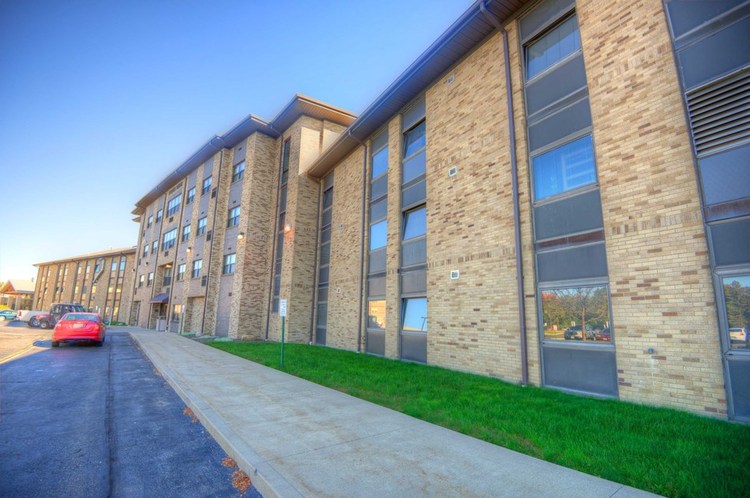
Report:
541,286,611,342
723,275,750,350
367,300,386,330
402,298,427,332
533,135,596,200
526,15,581,79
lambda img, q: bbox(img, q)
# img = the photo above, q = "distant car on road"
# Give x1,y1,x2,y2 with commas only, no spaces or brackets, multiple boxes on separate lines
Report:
52,313,106,347
730,327,748,347
564,325,594,340
28,303,86,329
0,309,18,321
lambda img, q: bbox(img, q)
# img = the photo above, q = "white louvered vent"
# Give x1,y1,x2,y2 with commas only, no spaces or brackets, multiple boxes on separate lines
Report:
686,67,750,157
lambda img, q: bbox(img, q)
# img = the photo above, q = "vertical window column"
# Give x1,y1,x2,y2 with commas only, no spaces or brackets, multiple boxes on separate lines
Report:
399,98,428,363
315,174,333,345
366,130,389,355
272,139,290,313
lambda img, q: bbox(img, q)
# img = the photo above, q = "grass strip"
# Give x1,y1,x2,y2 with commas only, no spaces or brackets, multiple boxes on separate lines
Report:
209,341,750,497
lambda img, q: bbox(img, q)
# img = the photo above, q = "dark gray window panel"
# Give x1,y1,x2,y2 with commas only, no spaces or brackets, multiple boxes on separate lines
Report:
666,0,746,39
542,345,617,396
322,208,332,227
372,130,388,152
324,173,334,190
727,355,750,421
403,151,427,185
710,218,750,266
528,98,592,152
534,189,603,240
520,0,575,42
537,243,608,282
371,175,388,201
366,330,385,356
321,226,331,244
319,242,331,266
318,286,328,303
402,179,427,209
401,269,427,295
401,332,427,363
369,248,387,274
371,198,387,223
316,326,326,346
677,16,750,89
700,143,750,205
279,187,288,211
368,276,386,297
318,266,330,285
402,238,427,267
233,144,245,164
526,54,587,116
705,198,750,222
402,97,426,131
316,303,328,326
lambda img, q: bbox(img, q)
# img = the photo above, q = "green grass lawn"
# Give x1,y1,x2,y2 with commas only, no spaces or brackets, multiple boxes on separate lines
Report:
209,341,750,497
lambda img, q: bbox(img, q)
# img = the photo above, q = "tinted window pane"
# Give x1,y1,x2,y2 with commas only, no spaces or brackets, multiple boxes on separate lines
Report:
533,135,596,200
403,151,426,184
372,147,388,179
319,242,330,266
323,188,333,208
541,286,611,342
403,121,426,157
370,221,387,250
403,207,426,240
402,298,427,332
371,175,388,200
371,198,387,223
367,300,386,330
527,15,581,79
723,275,750,350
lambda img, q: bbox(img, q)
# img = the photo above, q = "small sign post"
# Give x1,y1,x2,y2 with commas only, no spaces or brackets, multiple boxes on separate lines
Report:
279,299,287,368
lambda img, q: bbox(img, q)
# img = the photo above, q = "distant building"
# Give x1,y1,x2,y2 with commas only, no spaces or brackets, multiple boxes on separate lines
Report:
33,247,136,322
0,280,34,310
129,0,750,422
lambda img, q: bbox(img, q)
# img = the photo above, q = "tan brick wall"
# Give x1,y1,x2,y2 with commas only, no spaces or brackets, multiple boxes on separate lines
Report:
578,0,725,415
384,116,404,358
230,132,278,340
326,148,365,350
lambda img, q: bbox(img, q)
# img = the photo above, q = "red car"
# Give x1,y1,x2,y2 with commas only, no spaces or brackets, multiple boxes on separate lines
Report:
52,313,106,347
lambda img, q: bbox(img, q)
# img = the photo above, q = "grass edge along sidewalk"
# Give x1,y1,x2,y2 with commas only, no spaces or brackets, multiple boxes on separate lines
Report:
209,341,750,498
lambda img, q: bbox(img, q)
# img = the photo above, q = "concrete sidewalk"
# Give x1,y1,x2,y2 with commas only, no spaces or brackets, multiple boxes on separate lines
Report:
128,328,657,498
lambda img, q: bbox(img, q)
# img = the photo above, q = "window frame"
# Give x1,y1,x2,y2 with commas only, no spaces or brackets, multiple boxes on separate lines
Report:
715,266,750,354
167,195,182,217
186,187,195,204
530,133,599,204
202,176,212,195
227,206,240,228
162,229,177,250
197,217,207,235
232,161,245,183
222,253,236,275
182,224,190,242
524,13,582,82
191,259,203,279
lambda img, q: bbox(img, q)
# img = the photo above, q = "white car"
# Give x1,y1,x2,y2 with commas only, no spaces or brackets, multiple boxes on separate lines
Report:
730,327,748,345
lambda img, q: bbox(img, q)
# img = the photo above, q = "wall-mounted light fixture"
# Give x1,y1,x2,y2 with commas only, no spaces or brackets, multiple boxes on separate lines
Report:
237,232,245,240
186,247,192,253
284,224,292,234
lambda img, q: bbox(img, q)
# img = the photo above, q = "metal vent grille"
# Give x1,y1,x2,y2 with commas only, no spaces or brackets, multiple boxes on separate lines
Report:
687,68,750,157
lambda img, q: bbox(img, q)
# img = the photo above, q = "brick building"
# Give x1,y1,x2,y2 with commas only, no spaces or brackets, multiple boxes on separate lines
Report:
33,247,136,322
129,0,750,421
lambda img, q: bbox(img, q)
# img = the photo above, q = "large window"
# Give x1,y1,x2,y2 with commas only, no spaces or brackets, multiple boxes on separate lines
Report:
167,195,181,216
192,259,203,279
372,147,388,179
162,229,177,250
403,207,427,240
367,300,386,330
532,135,596,200
202,176,212,195
723,275,750,350
223,253,236,275
541,285,611,342
526,15,581,79
232,161,245,183
227,206,240,227
402,298,427,332
370,221,387,250
403,121,427,184
197,217,207,235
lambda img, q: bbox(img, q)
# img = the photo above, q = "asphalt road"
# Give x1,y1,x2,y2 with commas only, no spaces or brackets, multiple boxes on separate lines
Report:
0,328,262,497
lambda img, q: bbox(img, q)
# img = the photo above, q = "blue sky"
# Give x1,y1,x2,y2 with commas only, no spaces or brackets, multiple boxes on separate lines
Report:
0,0,469,282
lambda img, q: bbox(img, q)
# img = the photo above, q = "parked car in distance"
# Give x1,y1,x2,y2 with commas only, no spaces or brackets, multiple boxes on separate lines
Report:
0,309,18,321
564,325,594,340
594,328,611,342
28,303,86,329
730,327,748,347
52,313,106,347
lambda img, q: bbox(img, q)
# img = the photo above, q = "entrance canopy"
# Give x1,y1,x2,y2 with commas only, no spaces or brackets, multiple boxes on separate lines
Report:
150,293,169,304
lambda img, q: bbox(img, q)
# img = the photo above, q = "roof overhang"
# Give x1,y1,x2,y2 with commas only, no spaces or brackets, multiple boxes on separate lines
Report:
306,0,524,178
132,95,356,216
34,247,137,267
